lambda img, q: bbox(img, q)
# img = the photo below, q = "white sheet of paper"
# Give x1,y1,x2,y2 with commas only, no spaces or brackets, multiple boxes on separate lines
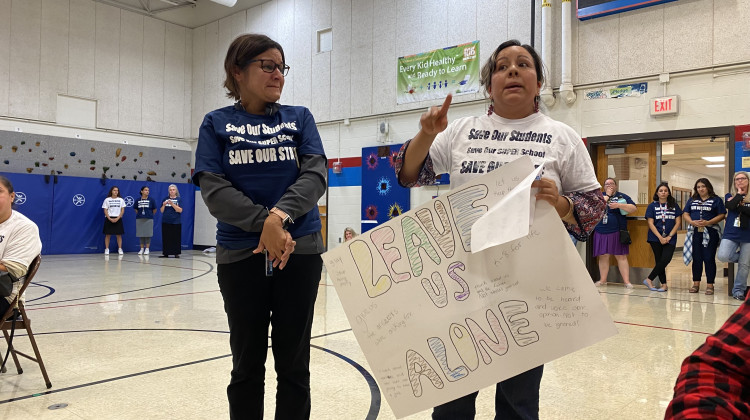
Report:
471,159,544,253
322,161,618,418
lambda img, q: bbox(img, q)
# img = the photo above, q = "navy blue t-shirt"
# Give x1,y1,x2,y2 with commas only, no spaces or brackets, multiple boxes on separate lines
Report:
645,201,682,245
135,197,157,219
161,197,182,224
594,192,635,234
193,104,325,250
723,193,750,242
683,196,725,224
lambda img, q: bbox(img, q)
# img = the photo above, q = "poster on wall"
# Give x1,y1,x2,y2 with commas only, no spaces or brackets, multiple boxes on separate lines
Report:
361,145,410,234
397,41,480,105
583,82,648,100
325,157,617,418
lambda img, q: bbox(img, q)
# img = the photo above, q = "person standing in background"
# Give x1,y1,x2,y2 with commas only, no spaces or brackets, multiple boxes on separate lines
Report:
644,182,682,292
717,171,750,300
343,227,357,242
682,178,725,295
134,186,157,256
159,184,182,258
102,186,126,256
592,178,637,288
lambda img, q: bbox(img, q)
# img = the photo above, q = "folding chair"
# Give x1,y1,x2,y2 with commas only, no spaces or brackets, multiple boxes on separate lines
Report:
0,255,51,388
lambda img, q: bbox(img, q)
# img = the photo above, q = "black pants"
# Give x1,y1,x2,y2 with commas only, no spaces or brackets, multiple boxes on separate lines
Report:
432,365,544,420
161,223,181,256
648,242,676,284
691,229,719,283
218,253,322,420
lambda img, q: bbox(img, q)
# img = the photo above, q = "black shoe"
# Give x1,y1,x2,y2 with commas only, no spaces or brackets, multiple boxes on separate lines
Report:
158,255,168,258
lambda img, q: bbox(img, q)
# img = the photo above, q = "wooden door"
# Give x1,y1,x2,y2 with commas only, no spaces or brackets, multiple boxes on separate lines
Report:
595,142,657,268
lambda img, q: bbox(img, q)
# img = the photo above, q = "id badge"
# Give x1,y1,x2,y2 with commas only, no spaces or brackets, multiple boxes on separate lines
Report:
602,214,608,224
697,226,705,232
264,250,273,277
735,217,741,228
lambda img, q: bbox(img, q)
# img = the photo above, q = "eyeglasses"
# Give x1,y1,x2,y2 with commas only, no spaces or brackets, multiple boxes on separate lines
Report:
736,177,749,181
247,59,290,76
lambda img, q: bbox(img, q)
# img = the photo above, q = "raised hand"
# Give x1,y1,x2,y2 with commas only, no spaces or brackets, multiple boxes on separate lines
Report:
419,94,452,136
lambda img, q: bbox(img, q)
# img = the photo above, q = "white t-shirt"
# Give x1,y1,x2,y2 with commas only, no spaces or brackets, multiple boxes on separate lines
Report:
1,210,42,304
429,112,600,193
102,197,126,217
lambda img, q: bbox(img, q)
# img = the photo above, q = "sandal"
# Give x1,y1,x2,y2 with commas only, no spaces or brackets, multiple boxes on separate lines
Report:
689,285,699,293
705,285,714,295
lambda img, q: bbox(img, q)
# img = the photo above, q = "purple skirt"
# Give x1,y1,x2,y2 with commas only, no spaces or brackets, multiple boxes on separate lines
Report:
593,231,629,256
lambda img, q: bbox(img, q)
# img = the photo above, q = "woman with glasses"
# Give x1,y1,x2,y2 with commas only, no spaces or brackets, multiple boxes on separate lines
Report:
193,34,326,420
592,178,637,288
683,178,725,295
644,183,682,292
718,171,750,300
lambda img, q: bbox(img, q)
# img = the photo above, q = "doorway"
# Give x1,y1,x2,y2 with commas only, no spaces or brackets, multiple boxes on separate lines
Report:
589,132,732,287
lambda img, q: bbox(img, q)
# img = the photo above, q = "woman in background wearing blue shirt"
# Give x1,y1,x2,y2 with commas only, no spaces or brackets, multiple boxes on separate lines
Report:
134,186,157,255
644,183,682,292
593,178,637,288
718,171,750,300
159,184,182,258
682,178,725,295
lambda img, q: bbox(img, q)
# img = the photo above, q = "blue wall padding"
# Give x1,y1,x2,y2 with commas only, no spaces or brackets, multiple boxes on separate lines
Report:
3,172,194,255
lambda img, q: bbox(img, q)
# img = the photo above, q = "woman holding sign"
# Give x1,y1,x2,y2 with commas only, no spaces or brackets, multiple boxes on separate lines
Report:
396,39,605,420
193,34,327,420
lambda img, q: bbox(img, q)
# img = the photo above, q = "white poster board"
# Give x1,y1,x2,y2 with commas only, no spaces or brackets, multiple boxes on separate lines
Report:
322,157,617,418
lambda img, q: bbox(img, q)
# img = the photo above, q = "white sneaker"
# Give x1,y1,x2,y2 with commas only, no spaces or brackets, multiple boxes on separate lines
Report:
144,248,149,255
118,248,124,255
104,249,109,255
625,283,634,289
138,248,144,255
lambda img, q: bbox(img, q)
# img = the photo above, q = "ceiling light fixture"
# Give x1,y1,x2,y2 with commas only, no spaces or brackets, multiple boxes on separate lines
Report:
701,156,725,162
705,164,725,168
208,0,237,6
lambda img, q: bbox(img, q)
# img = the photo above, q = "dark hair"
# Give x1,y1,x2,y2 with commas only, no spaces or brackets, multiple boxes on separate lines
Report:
691,178,716,199
480,39,545,111
0,175,13,195
652,182,676,209
0,175,16,210
108,186,120,198
140,186,149,194
223,34,285,100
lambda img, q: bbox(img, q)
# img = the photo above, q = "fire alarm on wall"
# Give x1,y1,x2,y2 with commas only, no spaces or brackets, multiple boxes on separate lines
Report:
332,161,342,174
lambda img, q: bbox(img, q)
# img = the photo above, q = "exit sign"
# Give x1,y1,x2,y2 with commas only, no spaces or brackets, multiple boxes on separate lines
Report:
650,95,679,116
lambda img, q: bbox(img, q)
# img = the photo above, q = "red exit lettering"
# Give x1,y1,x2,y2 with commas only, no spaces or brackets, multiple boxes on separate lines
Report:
654,98,672,112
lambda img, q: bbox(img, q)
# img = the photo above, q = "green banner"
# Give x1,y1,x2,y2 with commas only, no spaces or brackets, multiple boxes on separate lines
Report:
397,41,480,104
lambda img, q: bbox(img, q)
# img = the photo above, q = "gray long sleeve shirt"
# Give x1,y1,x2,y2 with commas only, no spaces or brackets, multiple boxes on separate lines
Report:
196,153,327,264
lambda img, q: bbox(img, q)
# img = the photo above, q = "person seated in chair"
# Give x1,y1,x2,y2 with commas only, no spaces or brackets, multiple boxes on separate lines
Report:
0,175,42,316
